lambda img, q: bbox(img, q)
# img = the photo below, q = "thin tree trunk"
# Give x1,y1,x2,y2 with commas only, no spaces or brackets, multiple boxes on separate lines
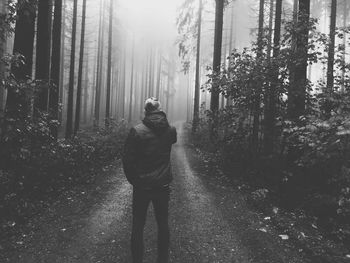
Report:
192,0,202,133
83,53,89,123
105,0,113,127
74,0,87,134
325,0,337,118
156,50,162,99
94,0,104,127
50,0,62,138
121,48,126,119
65,0,78,138
128,38,135,123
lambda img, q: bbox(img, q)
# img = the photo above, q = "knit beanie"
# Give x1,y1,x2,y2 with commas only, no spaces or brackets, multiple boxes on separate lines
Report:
144,97,162,113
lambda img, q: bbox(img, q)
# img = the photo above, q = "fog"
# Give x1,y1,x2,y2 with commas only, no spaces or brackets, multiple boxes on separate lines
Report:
57,0,349,127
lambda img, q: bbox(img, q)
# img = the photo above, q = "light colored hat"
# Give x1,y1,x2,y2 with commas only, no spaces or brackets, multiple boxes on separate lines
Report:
144,97,161,113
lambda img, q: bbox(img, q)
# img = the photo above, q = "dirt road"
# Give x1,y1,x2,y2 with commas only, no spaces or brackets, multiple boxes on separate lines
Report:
3,124,312,262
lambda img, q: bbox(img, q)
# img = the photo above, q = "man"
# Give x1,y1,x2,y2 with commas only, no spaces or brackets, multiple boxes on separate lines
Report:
122,97,177,263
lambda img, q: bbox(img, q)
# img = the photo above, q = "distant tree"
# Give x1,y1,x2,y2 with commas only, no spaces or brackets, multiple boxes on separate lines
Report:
65,0,78,138
94,0,104,127
105,0,113,127
128,38,135,123
74,0,87,135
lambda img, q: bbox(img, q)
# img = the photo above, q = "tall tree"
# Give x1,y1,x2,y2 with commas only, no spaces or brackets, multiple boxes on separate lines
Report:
128,38,135,123
6,0,36,117
35,0,53,112
50,0,62,138
341,0,347,90
105,0,113,127
192,0,202,133
65,0,78,138
325,0,337,117
264,0,282,154
0,0,7,136
209,0,224,139
58,0,66,124
94,0,104,127
74,0,87,134
210,0,224,113
251,0,265,151
155,50,162,99
287,0,310,120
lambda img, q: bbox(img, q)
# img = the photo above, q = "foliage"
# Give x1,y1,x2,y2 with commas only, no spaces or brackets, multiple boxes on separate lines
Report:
192,17,350,241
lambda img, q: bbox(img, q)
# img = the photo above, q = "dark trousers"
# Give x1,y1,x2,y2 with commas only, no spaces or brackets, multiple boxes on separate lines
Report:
131,186,170,263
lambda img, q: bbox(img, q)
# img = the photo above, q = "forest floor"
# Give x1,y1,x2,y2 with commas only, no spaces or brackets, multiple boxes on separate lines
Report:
1,124,349,263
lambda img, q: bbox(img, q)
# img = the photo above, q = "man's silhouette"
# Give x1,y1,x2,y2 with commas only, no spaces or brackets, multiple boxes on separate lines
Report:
122,97,177,263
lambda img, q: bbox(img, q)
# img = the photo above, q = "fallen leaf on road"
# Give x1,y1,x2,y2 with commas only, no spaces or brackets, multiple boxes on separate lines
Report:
279,234,289,240
258,228,267,233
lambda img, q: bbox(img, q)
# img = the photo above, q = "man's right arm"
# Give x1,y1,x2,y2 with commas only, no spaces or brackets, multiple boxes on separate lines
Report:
122,127,139,185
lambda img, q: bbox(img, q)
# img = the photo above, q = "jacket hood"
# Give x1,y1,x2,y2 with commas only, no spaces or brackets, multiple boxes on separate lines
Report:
143,111,169,133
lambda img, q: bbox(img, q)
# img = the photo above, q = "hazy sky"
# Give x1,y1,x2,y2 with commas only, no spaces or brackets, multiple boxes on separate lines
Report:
119,0,182,42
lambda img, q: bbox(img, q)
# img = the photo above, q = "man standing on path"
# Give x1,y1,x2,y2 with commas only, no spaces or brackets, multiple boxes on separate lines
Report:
122,97,177,263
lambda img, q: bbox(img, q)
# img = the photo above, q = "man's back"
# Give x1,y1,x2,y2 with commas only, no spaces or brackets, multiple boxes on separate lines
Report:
123,110,177,189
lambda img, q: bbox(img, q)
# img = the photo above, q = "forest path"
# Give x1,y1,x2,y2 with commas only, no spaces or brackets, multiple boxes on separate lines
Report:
4,124,306,263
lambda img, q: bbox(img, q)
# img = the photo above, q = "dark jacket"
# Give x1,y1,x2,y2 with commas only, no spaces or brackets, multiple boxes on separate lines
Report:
122,111,177,189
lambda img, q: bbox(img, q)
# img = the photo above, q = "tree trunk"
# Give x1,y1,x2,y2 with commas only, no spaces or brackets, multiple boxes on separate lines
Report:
341,0,347,91
105,0,113,127
287,0,310,121
121,48,126,119
36,0,53,112
50,0,62,138
210,0,224,113
83,52,89,124
65,0,78,138
325,0,337,118
155,50,162,99
94,0,104,127
0,0,8,137
6,0,36,118
251,0,265,152
264,0,282,154
210,0,224,139
192,0,202,133
58,0,66,125
128,38,135,123
74,0,87,135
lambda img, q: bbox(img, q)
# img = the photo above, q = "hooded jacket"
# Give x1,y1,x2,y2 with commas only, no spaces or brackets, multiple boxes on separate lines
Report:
122,111,177,189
